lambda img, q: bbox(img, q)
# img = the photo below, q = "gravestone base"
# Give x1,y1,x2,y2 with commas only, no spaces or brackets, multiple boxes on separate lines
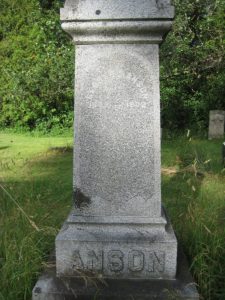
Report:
55,209,177,280
32,247,199,300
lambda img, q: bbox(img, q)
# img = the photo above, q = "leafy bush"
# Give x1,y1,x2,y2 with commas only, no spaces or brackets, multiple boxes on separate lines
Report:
0,0,74,130
160,0,225,130
0,0,224,131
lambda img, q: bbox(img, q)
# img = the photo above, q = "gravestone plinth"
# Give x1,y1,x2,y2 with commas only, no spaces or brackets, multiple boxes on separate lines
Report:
208,110,225,140
56,0,177,281
33,1,199,299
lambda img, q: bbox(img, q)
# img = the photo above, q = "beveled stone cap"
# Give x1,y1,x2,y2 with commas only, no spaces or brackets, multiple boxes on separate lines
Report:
61,0,174,21
60,0,175,44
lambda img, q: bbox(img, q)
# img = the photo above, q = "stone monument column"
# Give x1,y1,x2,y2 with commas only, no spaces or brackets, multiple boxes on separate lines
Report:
56,0,177,280
33,1,200,298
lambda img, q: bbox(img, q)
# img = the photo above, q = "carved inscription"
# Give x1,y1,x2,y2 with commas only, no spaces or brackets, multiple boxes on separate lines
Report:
86,250,103,271
108,250,124,272
148,251,165,273
128,250,144,272
72,250,84,270
72,249,165,275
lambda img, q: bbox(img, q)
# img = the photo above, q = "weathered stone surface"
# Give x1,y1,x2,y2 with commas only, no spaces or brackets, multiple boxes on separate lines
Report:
208,110,225,140
73,44,161,220
60,0,175,21
61,20,173,45
33,247,199,300
60,1,174,44
56,211,177,279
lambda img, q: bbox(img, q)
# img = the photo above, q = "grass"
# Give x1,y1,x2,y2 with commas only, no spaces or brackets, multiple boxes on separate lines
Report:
162,135,225,300
0,132,73,300
0,131,225,299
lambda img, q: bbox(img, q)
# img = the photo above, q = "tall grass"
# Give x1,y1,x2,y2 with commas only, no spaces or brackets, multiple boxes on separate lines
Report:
162,134,225,300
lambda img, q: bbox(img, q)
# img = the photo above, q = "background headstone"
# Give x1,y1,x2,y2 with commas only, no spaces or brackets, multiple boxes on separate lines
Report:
208,110,225,140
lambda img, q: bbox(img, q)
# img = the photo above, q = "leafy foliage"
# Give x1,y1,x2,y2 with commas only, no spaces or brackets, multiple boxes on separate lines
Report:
160,0,225,130
0,0,74,130
0,0,224,131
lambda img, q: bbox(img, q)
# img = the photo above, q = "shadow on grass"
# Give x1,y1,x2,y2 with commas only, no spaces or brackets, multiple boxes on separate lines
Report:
0,149,73,300
0,146,10,150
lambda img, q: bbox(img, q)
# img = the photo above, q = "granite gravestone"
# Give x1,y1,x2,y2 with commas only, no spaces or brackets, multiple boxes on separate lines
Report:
33,1,199,299
56,0,177,280
208,110,225,140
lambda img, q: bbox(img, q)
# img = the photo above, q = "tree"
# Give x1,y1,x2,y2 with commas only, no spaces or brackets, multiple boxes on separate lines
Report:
160,0,225,130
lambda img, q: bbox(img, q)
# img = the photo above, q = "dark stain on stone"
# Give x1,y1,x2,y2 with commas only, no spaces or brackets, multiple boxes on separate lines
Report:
74,188,91,208
95,9,101,15
34,287,42,294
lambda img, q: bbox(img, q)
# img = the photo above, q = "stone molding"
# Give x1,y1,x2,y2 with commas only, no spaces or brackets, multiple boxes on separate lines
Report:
61,20,173,44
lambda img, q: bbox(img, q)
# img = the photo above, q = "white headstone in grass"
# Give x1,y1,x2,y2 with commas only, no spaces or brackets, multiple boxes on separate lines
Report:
208,110,225,140
55,0,177,280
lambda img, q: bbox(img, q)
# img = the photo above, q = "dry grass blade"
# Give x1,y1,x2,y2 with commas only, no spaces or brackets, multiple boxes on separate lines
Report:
0,183,40,232
162,166,205,177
